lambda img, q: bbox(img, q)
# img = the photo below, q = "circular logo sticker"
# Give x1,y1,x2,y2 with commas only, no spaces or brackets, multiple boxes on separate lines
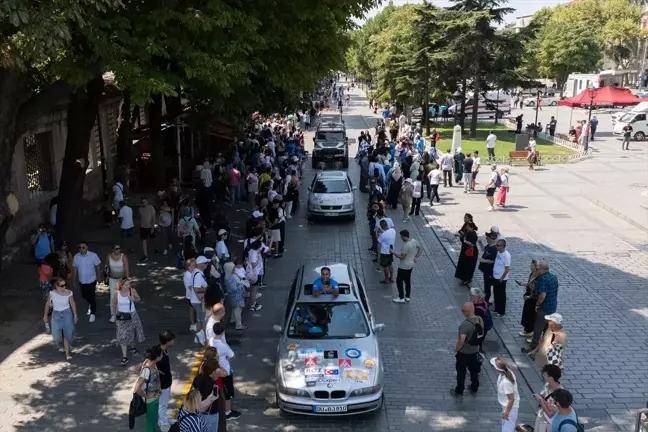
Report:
344,348,361,359
287,343,298,351
364,359,375,369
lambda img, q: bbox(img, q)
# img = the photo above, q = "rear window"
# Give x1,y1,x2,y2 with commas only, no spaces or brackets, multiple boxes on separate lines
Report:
317,131,345,141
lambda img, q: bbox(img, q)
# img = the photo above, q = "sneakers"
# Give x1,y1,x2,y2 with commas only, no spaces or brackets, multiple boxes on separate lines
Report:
405,297,411,302
162,249,168,256
226,410,242,420
140,255,149,262
109,315,116,323
120,357,129,366
89,314,96,323
249,304,263,312
487,206,494,212
189,323,197,332
392,298,405,304
255,293,263,299
519,331,533,337
526,337,533,344
87,307,91,316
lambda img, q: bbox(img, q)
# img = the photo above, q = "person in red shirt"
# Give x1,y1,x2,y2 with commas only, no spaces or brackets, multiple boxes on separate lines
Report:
228,166,241,204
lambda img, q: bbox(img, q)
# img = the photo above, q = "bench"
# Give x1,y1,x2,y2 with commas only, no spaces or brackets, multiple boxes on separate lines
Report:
509,150,541,166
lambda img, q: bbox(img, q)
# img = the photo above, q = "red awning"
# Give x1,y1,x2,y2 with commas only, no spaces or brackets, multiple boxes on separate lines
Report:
558,86,641,108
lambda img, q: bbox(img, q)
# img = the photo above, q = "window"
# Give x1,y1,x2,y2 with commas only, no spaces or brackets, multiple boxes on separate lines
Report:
316,131,345,141
312,179,350,194
287,302,369,339
633,114,646,123
23,131,55,198
285,270,300,324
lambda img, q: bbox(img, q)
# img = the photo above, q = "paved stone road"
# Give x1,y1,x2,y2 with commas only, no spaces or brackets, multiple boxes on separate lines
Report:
0,84,646,432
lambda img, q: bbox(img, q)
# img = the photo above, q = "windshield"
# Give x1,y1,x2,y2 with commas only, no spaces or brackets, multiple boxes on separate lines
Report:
317,131,345,141
619,113,634,123
312,179,350,194
288,302,369,339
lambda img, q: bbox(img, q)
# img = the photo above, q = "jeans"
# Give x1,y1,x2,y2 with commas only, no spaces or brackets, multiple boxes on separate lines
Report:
482,273,493,304
463,173,472,192
51,308,74,345
493,279,507,315
158,387,171,429
424,181,432,199
79,281,97,314
230,305,244,328
532,306,549,346
622,136,630,149
230,184,240,203
409,197,421,215
203,412,220,431
487,148,495,159
146,399,160,432
455,352,480,394
442,170,453,187
430,184,440,202
396,268,412,299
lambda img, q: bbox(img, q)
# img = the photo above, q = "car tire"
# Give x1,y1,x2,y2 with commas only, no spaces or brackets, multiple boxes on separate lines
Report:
634,131,645,141
527,101,535,107
550,101,557,106
349,213,356,222
312,158,319,169
342,158,349,168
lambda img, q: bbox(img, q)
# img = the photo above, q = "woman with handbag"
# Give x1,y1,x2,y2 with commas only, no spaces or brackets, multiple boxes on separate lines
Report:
454,222,479,285
113,278,145,366
106,245,130,323
516,260,538,338
43,279,78,361
132,345,163,432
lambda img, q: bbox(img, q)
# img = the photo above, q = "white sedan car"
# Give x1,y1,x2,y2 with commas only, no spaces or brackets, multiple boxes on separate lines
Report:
524,96,558,107
307,171,356,222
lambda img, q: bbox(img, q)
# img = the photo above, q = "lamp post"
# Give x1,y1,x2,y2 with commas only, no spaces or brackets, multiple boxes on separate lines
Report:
534,85,541,126
585,83,595,152
452,90,463,125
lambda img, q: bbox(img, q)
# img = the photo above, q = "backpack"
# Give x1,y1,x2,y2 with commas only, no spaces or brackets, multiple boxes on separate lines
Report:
466,318,484,346
494,172,502,188
178,217,194,238
558,417,585,432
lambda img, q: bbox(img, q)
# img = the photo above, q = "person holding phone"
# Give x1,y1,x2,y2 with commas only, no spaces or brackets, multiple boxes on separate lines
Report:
192,358,228,430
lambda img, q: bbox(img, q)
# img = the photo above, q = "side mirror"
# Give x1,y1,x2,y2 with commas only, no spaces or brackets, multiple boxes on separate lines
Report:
312,137,316,142
272,325,283,333
373,323,385,333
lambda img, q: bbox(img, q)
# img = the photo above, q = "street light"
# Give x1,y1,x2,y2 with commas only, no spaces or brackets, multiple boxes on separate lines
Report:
452,90,463,125
585,83,595,152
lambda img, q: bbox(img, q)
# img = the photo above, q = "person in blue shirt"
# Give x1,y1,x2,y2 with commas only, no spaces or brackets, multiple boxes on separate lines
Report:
547,389,579,432
416,135,425,154
31,224,54,263
312,267,339,297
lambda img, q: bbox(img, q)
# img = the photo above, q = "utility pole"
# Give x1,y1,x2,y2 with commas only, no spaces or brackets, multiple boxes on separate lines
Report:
639,36,648,92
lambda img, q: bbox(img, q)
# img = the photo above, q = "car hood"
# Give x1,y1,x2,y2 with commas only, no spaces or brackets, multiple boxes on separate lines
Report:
279,338,379,390
310,193,353,206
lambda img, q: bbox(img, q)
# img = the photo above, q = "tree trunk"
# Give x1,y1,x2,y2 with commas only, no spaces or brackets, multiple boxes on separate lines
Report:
165,86,183,119
470,53,481,138
148,94,166,188
459,74,467,132
56,75,105,244
116,90,132,167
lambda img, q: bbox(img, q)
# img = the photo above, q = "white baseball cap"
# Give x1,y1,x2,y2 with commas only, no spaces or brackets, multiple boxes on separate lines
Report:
545,313,563,325
196,256,210,265
490,225,500,233
252,211,264,218
218,229,228,236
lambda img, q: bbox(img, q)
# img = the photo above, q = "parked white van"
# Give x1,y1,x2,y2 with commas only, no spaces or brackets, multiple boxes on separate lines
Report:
613,102,648,140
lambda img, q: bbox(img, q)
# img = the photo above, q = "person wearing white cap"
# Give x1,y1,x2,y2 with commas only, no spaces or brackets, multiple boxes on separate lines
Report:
189,256,210,345
490,357,519,432
215,229,230,262
526,313,567,370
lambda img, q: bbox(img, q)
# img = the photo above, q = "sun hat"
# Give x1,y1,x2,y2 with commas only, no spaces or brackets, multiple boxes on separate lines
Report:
196,256,210,265
545,313,563,325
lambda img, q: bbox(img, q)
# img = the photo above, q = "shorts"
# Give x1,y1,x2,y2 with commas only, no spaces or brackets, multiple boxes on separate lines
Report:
191,303,205,322
486,187,496,197
271,229,281,242
222,374,235,400
472,171,478,180
140,228,152,240
121,228,134,238
379,253,393,268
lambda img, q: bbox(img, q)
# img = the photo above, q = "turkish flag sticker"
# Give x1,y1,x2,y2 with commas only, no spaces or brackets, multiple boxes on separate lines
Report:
304,357,318,367
338,359,352,368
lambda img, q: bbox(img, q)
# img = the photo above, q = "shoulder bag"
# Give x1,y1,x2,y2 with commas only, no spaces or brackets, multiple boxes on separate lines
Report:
116,288,133,321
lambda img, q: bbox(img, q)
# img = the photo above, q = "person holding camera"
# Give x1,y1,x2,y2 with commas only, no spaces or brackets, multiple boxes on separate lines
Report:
31,223,54,264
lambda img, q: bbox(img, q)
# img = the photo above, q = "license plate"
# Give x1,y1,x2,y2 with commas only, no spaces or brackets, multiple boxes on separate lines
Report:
324,213,337,217
314,405,348,413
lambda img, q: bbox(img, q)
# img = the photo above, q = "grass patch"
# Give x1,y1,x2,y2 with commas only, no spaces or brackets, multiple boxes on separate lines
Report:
428,122,574,156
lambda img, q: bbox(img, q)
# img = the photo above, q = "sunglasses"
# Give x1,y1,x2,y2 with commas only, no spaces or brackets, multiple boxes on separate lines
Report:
57,283,67,287
79,246,87,250
113,247,121,250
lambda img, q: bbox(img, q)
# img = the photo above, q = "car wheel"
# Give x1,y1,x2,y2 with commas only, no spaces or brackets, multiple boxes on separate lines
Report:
312,158,319,169
527,101,535,107
349,212,356,222
342,158,349,168
550,101,557,106
634,131,645,141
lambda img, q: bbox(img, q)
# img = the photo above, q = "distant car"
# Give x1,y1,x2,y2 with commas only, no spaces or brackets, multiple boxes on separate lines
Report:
524,96,558,107
307,171,356,221
273,263,385,416
312,122,349,168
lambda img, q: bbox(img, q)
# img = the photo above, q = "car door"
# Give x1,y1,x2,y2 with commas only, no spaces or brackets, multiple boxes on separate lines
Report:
354,273,375,328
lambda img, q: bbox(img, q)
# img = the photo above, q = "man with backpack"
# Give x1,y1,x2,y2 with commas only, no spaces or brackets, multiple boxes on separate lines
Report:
485,164,501,212
451,302,484,397
548,389,584,432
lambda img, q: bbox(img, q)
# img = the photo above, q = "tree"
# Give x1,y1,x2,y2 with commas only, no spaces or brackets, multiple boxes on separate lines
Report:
601,0,643,68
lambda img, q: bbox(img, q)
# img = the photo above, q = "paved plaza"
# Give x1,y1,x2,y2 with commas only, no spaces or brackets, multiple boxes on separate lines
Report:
0,86,646,431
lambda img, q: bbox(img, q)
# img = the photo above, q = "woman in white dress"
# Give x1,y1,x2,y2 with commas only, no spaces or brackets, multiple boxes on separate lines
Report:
43,280,78,361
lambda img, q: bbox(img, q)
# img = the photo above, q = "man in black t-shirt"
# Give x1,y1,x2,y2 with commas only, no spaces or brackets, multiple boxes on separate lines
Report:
193,358,226,430
462,154,473,194
157,331,175,432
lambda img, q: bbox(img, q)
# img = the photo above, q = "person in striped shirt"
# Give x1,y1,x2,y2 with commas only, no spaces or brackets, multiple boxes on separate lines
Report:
177,389,208,432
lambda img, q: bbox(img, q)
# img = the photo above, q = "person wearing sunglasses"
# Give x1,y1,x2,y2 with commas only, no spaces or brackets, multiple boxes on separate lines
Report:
72,241,102,323
43,280,78,361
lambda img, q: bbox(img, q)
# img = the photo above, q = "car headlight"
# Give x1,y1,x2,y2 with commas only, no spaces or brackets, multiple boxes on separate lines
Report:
310,204,321,210
350,384,382,397
341,205,353,210
278,385,309,397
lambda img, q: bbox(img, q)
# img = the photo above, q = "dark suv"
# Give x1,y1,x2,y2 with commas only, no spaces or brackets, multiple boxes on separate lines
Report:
312,122,349,168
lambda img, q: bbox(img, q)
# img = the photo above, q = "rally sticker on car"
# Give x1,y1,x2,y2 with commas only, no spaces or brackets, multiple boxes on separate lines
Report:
287,343,298,350
317,377,341,384
298,348,324,358
338,359,352,368
344,368,369,381
364,359,376,369
344,348,361,359
324,350,338,359
304,357,318,367
324,367,339,376
305,367,323,376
